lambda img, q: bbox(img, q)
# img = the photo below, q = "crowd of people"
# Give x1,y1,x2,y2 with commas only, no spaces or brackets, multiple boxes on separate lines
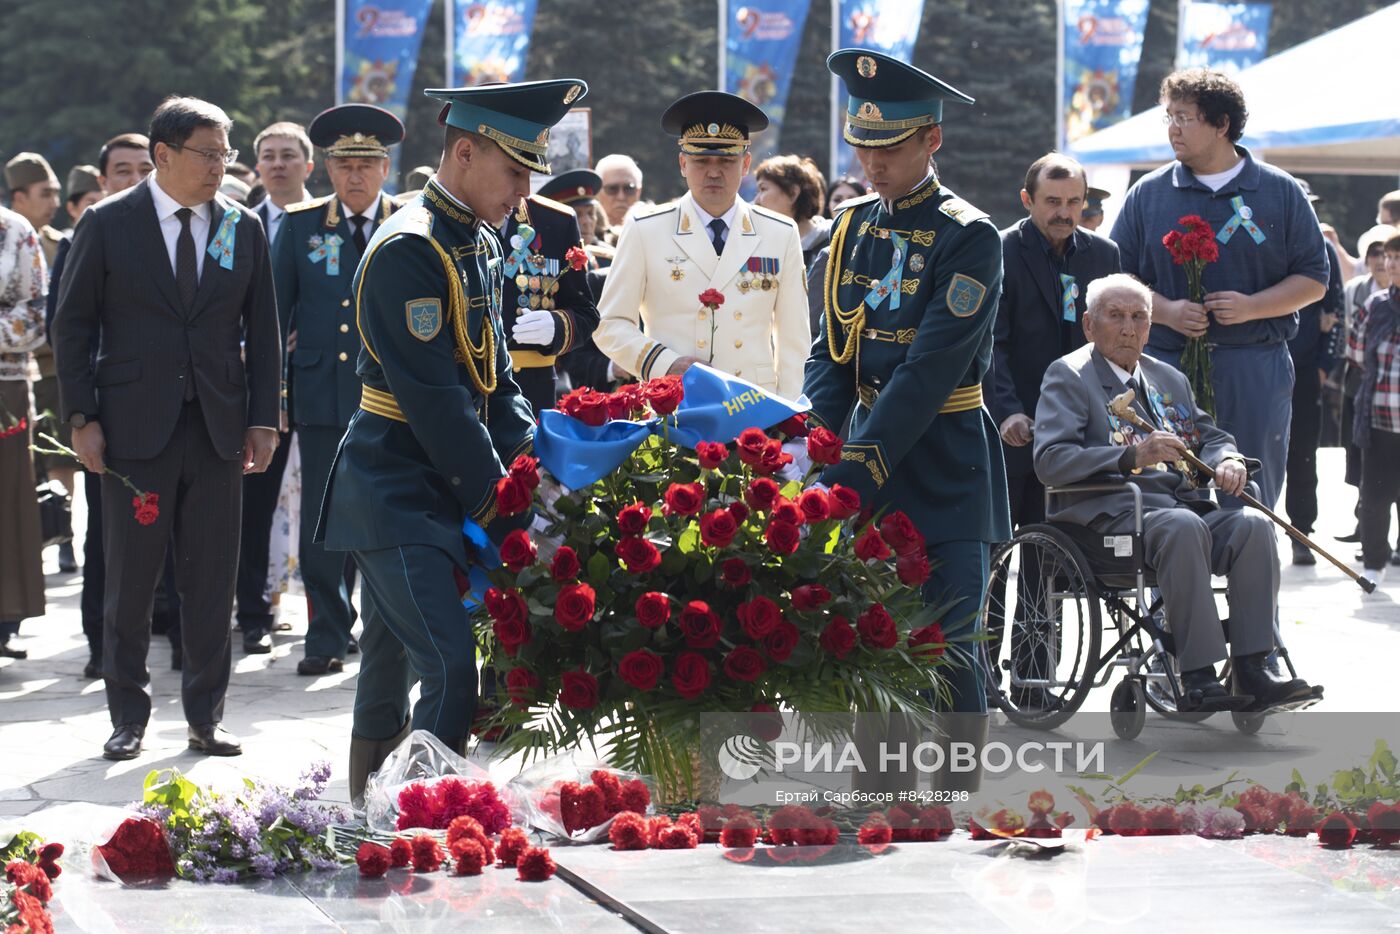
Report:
0,56,1395,777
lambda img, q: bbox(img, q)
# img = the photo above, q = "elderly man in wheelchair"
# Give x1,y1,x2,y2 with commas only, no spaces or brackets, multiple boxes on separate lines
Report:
1008,274,1319,719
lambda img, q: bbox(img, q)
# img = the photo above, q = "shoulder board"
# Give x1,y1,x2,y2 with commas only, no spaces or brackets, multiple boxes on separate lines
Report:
835,192,880,216
634,202,678,221
938,197,990,227
585,242,616,260
527,194,574,217
41,225,64,242
749,203,796,226
286,194,332,214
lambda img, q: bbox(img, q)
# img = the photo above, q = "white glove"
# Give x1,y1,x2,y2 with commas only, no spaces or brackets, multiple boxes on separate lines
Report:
512,309,557,346
775,440,813,483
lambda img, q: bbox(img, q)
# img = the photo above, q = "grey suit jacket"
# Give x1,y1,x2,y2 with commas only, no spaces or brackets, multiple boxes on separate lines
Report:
53,177,281,461
1032,345,1245,531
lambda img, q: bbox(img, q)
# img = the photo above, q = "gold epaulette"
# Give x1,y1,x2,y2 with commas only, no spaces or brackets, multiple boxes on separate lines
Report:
585,242,616,260
285,194,332,214
528,194,574,217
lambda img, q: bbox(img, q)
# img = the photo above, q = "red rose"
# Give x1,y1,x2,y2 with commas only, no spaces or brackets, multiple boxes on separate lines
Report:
672,652,712,699
616,536,661,574
897,552,931,587
879,511,924,556
554,583,597,631
737,596,782,640
806,427,843,465
644,375,685,415
797,488,830,523
550,546,580,582
493,617,533,656
857,604,898,649
495,475,531,517
663,481,705,516
680,600,721,648
559,669,600,709
774,414,809,437
770,498,802,526
509,454,540,490
820,617,857,659
723,646,767,682
635,591,671,629
764,620,800,662
485,587,527,624
719,558,752,588
558,387,610,426
791,584,832,611
699,508,738,548
752,439,793,476
612,383,646,417
854,525,892,561
505,667,539,705
698,288,725,308
618,649,665,691
605,391,633,420
728,501,749,524
765,520,801,556
828,484,861,520
500,529,537,571
745,476,781,511
617,501,653,536
565,244,589,271
735,427,770,466
1317,811,1357,848
132,492,161,526
696,441,729,469
908,623,945,659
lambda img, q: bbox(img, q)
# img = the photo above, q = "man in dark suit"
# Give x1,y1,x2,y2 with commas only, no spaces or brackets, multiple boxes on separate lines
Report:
54,96,281,761
274,104,401,676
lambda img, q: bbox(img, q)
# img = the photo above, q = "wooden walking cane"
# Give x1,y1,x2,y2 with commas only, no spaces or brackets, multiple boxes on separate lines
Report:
1109,389,1376,594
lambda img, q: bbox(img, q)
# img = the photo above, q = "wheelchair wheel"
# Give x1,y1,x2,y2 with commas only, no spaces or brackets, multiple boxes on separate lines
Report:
1110,678,1146,741
982,525,1102,730
1232,711,1265,735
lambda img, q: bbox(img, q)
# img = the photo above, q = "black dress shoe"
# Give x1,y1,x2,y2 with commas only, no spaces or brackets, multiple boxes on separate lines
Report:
346,637,359,655
1336,529,1362,543
1180,666,1253,712
0,640,26,660
58,542,78,573
243,630,272,655
1291,540,1316,566
188,723,242,756
103,724,145,760
1233,653,1313,711
297,655,343,676
83,657,101,679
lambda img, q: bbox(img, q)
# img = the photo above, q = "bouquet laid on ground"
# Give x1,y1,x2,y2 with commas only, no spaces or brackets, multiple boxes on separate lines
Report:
473,366,958,793
363,731,517,834
1,830,62,934
507,756,655,843
1162,214,1220,417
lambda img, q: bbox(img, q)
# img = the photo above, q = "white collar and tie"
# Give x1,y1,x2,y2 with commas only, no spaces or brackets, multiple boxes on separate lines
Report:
150,174,212,279
692,198,739,256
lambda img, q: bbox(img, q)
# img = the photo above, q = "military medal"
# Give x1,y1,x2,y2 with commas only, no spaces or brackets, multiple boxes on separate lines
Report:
515,273,528,290
908,253,925,273
666,255,686,281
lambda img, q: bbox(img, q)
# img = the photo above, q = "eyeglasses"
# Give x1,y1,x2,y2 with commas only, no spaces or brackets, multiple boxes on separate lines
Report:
602,183,638,196
171,143,240,166
1160,113,1203,129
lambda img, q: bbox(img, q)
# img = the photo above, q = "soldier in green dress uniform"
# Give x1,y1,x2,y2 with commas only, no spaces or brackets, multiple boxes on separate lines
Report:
806,51,1008,761
316,78,587,802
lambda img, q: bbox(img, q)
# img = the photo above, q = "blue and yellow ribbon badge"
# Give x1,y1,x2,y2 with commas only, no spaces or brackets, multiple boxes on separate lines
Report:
1059,273,1079,322
308,233,344,275
1217,195,1266,245
207,208,239,271
504,223,535,276
406,297,443,342
865,231,908,311
946,273,987,318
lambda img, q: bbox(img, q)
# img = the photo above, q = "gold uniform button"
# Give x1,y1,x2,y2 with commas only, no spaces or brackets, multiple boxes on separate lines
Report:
734,339,743,348
341,299,350,308
697,338,707,348
338,352,349,362
733,311,742,320
697,310,707,319
339,323,350,333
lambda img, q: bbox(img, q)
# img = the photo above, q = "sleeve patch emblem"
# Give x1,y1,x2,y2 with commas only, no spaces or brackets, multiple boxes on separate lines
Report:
406,298,443,341
946,274,987,318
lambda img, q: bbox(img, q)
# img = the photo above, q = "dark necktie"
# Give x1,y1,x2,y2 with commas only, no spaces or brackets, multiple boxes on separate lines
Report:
175,207,198,309
708,218,727,256
350,215,368,253
1126,376,1160,428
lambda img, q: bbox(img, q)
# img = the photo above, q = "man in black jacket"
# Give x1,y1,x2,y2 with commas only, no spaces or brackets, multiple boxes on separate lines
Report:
53,96,281,761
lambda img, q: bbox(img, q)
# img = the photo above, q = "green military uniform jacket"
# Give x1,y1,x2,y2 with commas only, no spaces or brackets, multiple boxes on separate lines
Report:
273,193,396,428
805,175,1011,545
316,180,535,562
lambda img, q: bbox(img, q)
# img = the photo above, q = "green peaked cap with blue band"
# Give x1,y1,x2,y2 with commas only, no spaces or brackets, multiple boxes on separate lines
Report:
827,48,974,148
426,79,588,174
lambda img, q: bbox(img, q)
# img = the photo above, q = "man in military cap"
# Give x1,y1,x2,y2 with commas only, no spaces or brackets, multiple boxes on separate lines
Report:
497,167,599,415
316,78,586,801
1080,186,1110,231
539,169,612,267
807,50,1007,784
273,103,403,672
593,92,809,398
64,167,104,227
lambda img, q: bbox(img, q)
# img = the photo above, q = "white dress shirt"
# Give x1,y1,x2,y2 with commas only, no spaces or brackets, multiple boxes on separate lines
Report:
692,198,739,252
149,174,211,279
261,200,287,246
346,209,376,245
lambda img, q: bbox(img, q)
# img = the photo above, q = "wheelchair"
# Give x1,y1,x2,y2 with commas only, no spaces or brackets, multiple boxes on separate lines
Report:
980,477,1320,740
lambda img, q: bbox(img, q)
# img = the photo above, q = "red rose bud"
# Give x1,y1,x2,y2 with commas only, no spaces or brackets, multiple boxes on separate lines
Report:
896,551,931,587
565,244,589,271
764,620,800,662
774,414,809,438
820,617,857,659
618,649,665,691
485,587,527,624
719,557,752,587
617,501,653,536
765,519,801,556
771,498,803,526
550,545,581,582
663,481,705,516
494,474,531,518
505,667,539,705
699,508,738,548
735,427,770,466
879,511,924,556
857,604,898,649
616,536,662,573
559,669,600,709
698,288,725,308
854,525,892,561
908,623,945,659
797,488,830,523
723,645,767,682
744,476,781,511
558,386,611,426
727,500,749,524
1318,811,1357,849
356,842,392,877
737,596,782,640
500,529,537,571
827,484,861,520
643,375,685,415
509,454,540,490
672,651,712,698
806,426,843,465
696,441,729,469
554,582,597,631
680,600,721,648
605,391,633,420
132,492,161,526
635,591,671,628
790,584,832,612
753,438,793,476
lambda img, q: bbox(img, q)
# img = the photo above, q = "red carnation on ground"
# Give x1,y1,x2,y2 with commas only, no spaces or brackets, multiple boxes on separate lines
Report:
806,426,843,465
635,591,671,628
656,824,699,849
699,508,739,548
1143,805,1183,835
696,441,729,469
857,604,898,649
36,842,62,881
496,828,530,867
617,501,653,535
644,375,685,415
828,484,861,519
765,519,801,556
916,806,955,841
560,782,607,835
879,511,924,556
1318,811,1358,848
619,779,651,815
615,536,662,573
452,840,487,876
565,244,589,271
609,811,650,850
389,838,412,867
516,846,556,881
671,652,712,698
410,835,444,872
720,815,761,848
132,492,161,526
554,582,597,631
820,617,857,659
559,669,600,709
591,770,623,812
1108,803,1148,837
5,860,52,904
858,814,894,852
646,816,674,847
680,600,721,648
735,428,770,467
550,545,580,582
499,528,537,571
618,648,665,691
854,525,892,561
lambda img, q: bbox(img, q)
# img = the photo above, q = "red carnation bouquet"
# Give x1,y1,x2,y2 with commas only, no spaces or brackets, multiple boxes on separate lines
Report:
509,759,656,843
475,375,955,797
1162,214,1220,416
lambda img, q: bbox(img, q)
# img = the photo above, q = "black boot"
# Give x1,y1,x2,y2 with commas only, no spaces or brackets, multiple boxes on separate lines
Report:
1232,653,1312,711
349,720,411,809
1179,665,1252,712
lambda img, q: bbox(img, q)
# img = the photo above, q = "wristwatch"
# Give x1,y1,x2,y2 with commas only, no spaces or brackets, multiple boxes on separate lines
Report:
69,412,97,429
